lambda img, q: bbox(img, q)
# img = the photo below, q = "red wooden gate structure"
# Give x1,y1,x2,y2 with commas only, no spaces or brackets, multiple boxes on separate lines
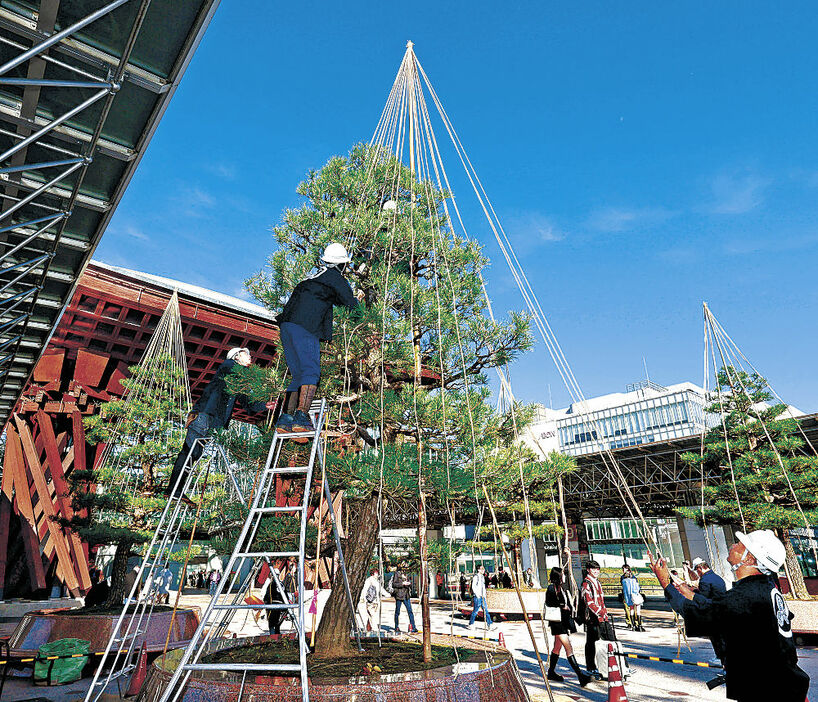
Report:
0,261,279,598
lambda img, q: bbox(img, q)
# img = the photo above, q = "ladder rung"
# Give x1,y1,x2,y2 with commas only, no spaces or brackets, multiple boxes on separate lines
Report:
93,663,136,685
112,630,144,643
184,662,302,672
269,466,310,474
255,505,305,514
213,603,298,610
234,551,300,559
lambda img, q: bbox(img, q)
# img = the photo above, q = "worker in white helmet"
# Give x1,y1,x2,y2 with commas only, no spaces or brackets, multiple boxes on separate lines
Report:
166,347,275,504
650,530,809,701
275,243,362,434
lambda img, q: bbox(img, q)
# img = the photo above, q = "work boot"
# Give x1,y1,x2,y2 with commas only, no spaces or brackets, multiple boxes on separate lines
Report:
568,655,592,687
637,616,646,632
297,384,317,413
291,410,315,433
547,652,564,681
285,390,298,415
275,413,294,434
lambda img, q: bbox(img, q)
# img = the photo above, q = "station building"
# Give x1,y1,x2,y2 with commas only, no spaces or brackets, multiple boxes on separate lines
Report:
436,379,817,594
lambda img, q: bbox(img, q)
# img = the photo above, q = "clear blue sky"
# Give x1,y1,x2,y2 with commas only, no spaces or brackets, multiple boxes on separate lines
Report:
95,2,818,412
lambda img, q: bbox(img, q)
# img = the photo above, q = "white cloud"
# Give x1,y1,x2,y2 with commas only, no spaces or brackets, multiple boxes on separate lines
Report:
708,169,770,214
122,224,149,242
506,212,565,243
204,162,237,180
587,206,675,233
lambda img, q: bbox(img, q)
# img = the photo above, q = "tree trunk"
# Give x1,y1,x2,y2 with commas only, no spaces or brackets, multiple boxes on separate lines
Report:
418,490,431,662
781,532,810,600
104,539,133,608
314,492,380,658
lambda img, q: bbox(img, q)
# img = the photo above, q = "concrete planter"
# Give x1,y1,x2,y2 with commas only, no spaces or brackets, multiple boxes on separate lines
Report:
8,607,200,656
787,598,818,636
137,634,530,702
485,588,547,615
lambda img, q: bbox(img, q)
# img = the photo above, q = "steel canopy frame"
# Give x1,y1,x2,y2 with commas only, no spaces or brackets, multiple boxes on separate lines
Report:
0,0,221,427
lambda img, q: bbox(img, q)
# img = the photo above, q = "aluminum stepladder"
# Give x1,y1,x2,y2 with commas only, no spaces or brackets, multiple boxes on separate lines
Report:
84,437,249,701
155,398,362,702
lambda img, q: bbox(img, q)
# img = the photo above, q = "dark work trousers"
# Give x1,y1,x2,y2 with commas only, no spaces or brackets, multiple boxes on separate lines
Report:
279,322,321,392
167,413,211,496
584,614,615,670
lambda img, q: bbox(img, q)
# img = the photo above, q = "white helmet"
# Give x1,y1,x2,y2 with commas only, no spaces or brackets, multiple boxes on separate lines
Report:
227,347,250,360
737,530,786,574
321,242,351,264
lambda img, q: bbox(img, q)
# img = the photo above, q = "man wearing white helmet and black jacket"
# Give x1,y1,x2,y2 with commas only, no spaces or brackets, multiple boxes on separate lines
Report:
650,530,810,701
275,243,362,434
166,347,274,503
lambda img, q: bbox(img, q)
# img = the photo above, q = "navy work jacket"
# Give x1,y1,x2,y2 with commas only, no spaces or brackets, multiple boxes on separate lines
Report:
277,267,359,342
193,359,267,429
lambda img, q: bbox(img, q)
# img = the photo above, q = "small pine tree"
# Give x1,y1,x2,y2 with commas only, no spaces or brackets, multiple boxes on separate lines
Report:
678,367,818,599
477,448,577,585
65,355,208,607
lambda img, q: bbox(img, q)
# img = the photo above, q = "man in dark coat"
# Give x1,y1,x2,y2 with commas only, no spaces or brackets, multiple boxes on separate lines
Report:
651,530,809,702
275,243,361,435
689,556,728,663
165,347,274,502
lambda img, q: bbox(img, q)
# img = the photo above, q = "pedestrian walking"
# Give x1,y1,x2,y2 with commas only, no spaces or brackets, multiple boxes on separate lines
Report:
545,567,592,686
263,568,285,635
207,569,222,596
459,573,468,601
435,570,447,599
275,243,362,435
580,559,618,680
650,530,809,702
359,567,390,633
166,348,274,503
154,565,172,604
388,562,417,633
523,567,535,588
621,565,645,631
468,565,494,630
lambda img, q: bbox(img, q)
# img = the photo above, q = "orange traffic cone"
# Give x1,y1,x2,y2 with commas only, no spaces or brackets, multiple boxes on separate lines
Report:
607,643,629,702
498,631,506,648
125,641,147,697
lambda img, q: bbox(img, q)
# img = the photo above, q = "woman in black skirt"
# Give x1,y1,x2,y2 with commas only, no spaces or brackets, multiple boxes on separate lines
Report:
546,567,591,686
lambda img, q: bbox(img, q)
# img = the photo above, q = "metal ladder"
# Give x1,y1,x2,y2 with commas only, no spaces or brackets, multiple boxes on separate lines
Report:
84,437,246,701
155,399,362,702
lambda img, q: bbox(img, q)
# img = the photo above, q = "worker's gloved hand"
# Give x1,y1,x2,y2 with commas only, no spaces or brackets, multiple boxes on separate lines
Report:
265,401,276,411
354,288,365,302
185,411,198,428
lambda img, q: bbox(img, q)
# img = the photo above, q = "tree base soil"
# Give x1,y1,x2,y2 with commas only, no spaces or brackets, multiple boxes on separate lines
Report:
203,639,481,677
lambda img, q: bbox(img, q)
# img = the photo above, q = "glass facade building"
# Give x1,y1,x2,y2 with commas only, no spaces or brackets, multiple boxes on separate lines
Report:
555,381,707,457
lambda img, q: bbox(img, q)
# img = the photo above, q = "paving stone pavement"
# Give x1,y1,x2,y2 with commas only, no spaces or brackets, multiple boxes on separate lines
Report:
1,595,815,701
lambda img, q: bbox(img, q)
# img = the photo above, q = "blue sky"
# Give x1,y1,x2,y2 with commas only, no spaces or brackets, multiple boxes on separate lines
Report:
94,2,818,412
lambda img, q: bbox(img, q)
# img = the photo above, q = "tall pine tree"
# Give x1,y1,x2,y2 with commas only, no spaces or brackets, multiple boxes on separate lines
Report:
245,143,533,658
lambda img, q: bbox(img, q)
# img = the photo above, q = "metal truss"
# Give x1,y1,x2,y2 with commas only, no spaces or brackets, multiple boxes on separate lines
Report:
563,413,818,517
0,0,140,410
0,0,221,425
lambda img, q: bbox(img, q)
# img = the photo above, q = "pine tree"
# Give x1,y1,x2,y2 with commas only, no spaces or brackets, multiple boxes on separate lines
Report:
678,367,818,598
476,448,577,585
64,355,219,607
246,143,533,658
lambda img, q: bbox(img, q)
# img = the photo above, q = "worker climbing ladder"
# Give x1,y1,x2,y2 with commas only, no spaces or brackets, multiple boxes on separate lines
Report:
155,399,360,702
84,437,249,701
